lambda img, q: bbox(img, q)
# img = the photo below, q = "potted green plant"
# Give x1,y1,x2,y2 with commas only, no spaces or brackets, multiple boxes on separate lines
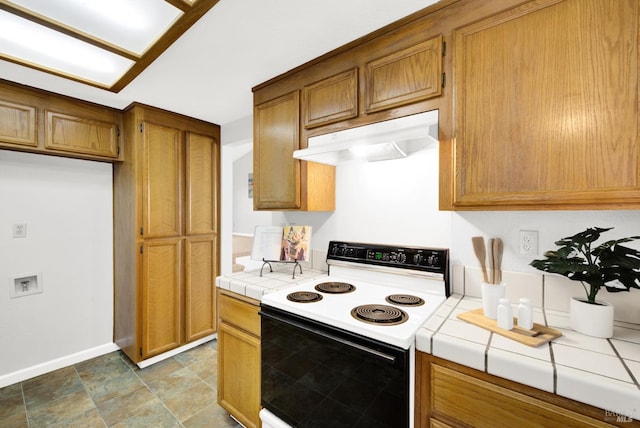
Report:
530,227,640,338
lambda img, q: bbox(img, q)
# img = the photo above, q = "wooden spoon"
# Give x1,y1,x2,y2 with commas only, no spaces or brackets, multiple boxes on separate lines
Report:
493,238,504,284
488,238,495,284
472,236,489,283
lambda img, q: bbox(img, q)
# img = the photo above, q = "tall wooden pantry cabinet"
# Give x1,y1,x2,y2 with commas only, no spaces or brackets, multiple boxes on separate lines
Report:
114,103,220,364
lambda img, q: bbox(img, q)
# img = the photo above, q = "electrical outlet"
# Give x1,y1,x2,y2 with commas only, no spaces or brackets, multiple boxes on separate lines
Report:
13,223,27,238
519,230,538,256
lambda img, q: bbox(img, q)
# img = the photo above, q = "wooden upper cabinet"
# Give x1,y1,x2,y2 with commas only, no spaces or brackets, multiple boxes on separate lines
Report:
45,110,119,158
0,99,36,147
254,90,335,211
0,81,122,161
141,122,182,238
254,91,302,210
365,35,443,113
185,132,218,235
302,68,358,129
452,0,640,209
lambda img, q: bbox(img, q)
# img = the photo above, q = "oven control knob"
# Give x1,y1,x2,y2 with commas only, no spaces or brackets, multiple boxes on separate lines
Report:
413,254,424,265
396,253,406,264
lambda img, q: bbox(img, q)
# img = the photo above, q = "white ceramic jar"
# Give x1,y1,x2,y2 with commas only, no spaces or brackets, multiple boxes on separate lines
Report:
517,298,533,330
497,298,513,330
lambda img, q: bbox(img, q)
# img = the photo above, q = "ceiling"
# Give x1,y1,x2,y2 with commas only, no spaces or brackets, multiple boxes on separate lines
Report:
0,0,439,132
0,0,220,91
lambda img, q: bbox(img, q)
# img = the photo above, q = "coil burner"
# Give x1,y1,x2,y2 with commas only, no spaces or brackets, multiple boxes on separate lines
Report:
350,304,408,325
314,282,356,294
286,291,323,303
385,294,425,307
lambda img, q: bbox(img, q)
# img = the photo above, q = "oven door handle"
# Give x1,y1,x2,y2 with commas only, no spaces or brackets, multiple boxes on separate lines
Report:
260,310,397,364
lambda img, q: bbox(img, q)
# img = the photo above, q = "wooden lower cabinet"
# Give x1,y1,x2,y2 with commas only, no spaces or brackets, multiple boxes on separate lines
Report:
140,238,182,358
217,289,261,428
416,353,638,428
185,237,217,342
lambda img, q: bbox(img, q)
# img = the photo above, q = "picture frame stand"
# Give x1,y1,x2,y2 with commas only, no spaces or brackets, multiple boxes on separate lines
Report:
260,258,303,279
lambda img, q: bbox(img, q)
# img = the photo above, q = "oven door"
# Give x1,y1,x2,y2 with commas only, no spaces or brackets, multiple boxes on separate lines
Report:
260,305,410,428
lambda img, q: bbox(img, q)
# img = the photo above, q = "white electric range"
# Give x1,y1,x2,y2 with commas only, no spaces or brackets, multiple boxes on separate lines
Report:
259,240,449,428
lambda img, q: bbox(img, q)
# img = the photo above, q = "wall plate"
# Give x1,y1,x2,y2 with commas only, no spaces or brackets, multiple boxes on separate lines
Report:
13,223,27,238
9,273,42,298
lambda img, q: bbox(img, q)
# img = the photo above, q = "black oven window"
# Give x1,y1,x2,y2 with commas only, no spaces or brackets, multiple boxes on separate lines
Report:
261,306,409,428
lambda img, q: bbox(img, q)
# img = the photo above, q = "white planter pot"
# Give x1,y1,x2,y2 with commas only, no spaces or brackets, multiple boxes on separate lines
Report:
481,282,506,320
570,297,614,338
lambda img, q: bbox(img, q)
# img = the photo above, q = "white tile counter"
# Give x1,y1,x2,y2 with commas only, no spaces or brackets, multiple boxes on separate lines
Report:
215,263,328,301
417,294,640,421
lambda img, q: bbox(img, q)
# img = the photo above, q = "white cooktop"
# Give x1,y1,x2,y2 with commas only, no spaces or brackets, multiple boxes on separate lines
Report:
261,267,446,349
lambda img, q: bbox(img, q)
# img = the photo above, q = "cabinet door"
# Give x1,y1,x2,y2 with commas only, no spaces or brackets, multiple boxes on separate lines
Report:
452,0,640,208
253,91,301,210
218,321,261,428
141,238,181,359
141,122,182,238
0,99,37,147
218,291,261,336
185,132,217,235
365,35,443,113
46,110,119,158
185,235,216,341
429,363,613,427
302,68,358,129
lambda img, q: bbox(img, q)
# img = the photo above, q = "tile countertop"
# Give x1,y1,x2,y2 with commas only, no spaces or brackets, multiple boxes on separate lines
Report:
217,267,640,421
417,294,640,421
215,263,329,301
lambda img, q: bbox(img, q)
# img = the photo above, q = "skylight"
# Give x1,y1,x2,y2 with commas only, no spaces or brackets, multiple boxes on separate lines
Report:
0,0,219,91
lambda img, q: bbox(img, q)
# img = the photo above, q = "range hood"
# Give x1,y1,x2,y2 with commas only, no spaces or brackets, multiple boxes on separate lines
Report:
293,110,438,165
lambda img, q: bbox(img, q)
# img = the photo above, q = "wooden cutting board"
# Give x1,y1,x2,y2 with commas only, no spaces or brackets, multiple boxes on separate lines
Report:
457,308,562,347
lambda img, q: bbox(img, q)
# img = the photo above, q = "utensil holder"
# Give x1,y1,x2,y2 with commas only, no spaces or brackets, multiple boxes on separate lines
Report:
481,282,506,319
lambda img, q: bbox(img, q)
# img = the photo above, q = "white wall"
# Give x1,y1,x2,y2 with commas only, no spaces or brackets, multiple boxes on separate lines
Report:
267,145,640,318
0,150,114,387
221,116,271,275
273,142,452,251
233,148,272,234
451,210,640,273
452,210,640,323
224,114,640,316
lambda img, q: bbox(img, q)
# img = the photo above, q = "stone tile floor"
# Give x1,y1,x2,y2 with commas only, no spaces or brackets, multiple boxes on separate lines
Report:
0,339,241,427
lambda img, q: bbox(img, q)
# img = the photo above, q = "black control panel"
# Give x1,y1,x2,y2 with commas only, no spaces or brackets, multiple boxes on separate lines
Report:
327,241,449,275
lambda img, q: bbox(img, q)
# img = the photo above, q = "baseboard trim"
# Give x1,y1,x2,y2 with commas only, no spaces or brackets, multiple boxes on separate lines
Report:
136,334,217,368
0,342,120,388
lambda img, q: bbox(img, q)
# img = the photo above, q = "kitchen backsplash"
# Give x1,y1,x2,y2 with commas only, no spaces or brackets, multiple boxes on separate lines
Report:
457,266,640,325
298,249,640,325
